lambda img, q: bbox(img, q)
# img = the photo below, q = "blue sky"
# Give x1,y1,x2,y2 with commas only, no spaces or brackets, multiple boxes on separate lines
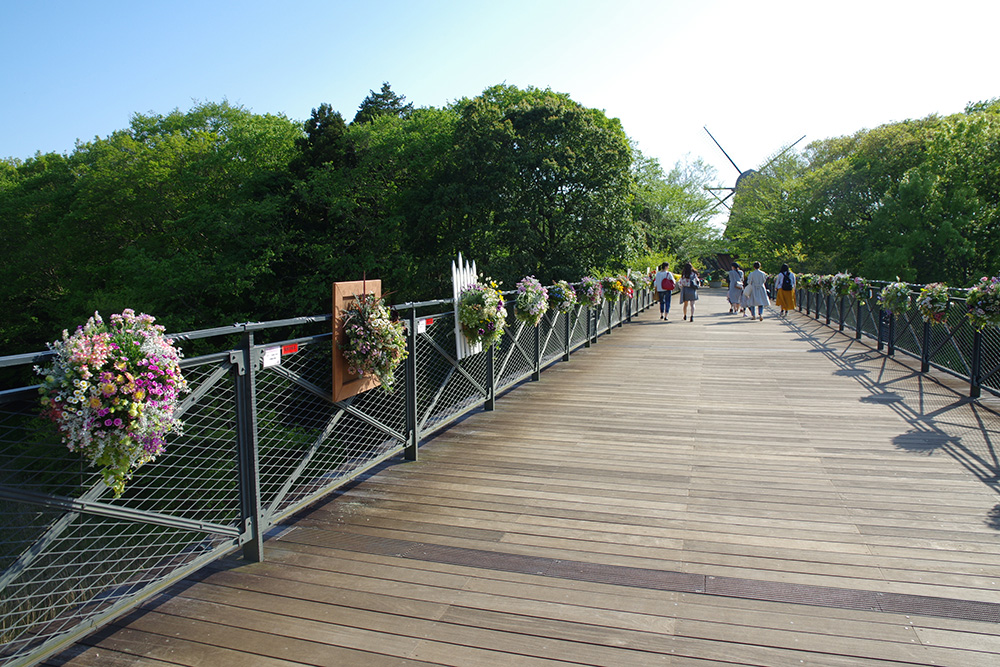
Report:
3,0,997,216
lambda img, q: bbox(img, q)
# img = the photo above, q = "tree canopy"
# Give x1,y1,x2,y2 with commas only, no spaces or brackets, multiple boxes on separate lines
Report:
724,100,1000,283
0,84,722,354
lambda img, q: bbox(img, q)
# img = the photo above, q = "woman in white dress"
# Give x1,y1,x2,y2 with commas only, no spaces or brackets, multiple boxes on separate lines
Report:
746,261,770,321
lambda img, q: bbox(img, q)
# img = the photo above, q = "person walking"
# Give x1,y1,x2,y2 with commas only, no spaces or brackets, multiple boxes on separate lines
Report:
652,262,676,321
679,262,700,321
774,263,796,316
746,261,769,321
727,262,744,314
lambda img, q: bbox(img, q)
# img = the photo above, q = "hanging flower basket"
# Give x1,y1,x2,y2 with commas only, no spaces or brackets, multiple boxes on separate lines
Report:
916,282,950,324
458,279,507,347
514,275,549,326
34,309,189,497
966,275,1000,331
548,280,578,313
578,276,604,307
878,281,911,315
339,292,408,391
831,272,856,297
601,275,625,302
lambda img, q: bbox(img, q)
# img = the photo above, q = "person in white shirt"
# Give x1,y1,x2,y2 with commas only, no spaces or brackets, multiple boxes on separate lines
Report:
746,261,770,321
652,262,676,321
774,263,796,316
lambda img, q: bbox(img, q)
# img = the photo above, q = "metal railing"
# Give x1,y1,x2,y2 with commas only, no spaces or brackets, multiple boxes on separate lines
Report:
0,289,652,666
794,283,1000,398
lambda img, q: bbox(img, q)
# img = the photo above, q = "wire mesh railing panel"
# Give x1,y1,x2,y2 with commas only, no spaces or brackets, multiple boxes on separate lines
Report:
113,358,241,526
0,399,88,498
858,296,881,341
497,318,534,391
569,307,588,348
541,311,566,364
0,504,231,664
922,301,974,378
980,327,1000,394
415,314,487,435
892,307,925,358
843,295,859,331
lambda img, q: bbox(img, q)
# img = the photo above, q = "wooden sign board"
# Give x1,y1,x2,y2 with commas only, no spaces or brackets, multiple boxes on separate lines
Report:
332,279,382,403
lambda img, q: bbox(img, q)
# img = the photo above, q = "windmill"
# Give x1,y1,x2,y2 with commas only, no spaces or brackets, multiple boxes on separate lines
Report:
703,126,806,212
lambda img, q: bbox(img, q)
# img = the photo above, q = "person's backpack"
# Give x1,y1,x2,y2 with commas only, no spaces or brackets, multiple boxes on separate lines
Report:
780,271,793,291
660,275,675,291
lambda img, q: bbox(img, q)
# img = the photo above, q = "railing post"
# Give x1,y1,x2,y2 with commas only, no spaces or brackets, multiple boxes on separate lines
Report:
404,308,419,461
585,306,592,347
887,312,896,357
877,309,886,351
920,320,932,373
234,331,263,563
484,343,496,411
825,294,831,325
838,295,846,331
970,330,983,398
532,324,541,381
563,311,571,362
855,296,863,339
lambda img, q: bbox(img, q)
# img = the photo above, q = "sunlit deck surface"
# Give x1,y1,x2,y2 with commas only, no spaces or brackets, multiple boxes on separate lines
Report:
48,292,1000,666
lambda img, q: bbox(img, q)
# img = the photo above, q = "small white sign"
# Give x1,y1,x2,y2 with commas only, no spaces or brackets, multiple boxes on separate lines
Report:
417,317,433,334
262,347,282,368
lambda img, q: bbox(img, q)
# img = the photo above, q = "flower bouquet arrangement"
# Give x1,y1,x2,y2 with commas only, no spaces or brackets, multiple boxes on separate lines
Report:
601,275,625,302
339,292,408,391
548,280,578,313
916,282,950,324
458,278,507,347
878,280,911,314
966,275,1000,331
627,271,646,295
34,309,189,497
831,272,856,297
578,276,604,307
799,274,818,292
514,275,549,326
619,274,635,299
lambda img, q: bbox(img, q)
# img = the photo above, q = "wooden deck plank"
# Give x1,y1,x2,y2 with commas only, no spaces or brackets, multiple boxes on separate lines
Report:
49,293,1000,665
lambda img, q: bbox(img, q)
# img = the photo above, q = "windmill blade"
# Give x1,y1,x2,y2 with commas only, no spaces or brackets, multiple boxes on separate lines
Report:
758,134,806,173
703,126,742,175
705,186,734,211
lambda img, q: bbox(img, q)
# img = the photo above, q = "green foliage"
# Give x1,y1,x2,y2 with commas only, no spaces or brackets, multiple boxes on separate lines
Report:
725,105,1000,283
446,85,640,285
353,82,414,125
632,150,722,261
0,85,683,355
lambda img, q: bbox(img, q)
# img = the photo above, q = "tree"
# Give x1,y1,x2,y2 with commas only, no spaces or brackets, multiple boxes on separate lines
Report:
634,150,722,262
446,84,639,284
290,103,354,177
352,83,414,125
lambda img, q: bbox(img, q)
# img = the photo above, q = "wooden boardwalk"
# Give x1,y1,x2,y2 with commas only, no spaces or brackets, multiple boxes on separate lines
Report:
48,292,1000,666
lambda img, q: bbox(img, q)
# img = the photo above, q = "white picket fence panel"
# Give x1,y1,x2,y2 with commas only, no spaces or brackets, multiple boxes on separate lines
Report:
452,253,482,360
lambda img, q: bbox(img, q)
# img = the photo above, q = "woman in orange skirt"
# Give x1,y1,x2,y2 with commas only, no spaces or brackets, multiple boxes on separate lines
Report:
774,263,796,316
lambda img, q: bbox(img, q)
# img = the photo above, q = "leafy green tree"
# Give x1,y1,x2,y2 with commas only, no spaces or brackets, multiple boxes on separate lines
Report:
352,82,414,125
290,103,354,177
634,150,722,263
446,85,639,284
